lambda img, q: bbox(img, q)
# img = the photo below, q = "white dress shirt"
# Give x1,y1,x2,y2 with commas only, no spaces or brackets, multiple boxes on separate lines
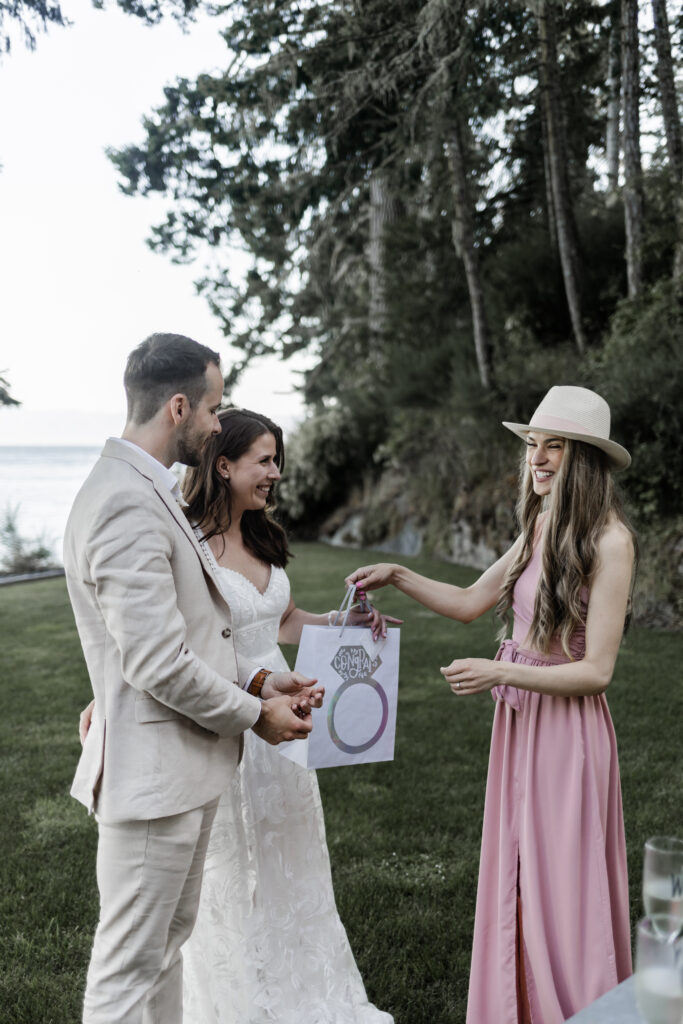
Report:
115,438,185,502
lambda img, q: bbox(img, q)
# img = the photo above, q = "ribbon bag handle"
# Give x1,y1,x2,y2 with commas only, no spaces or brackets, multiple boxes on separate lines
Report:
330,583,357,638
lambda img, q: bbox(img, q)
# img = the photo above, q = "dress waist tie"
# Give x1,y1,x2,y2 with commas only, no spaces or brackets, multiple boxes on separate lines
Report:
491,639,525,712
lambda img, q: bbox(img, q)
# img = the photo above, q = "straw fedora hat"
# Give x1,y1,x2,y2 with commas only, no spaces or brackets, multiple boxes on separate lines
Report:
502,385,631,470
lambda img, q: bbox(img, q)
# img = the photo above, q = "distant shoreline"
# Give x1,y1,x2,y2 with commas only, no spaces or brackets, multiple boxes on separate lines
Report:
0,569,65,585
0,447,103,560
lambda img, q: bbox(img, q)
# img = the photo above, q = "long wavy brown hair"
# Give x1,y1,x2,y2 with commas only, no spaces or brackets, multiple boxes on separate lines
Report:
496,438,637,657
183,408,291,568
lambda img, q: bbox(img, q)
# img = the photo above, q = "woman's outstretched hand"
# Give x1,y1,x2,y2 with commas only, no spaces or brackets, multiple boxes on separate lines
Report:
344,563,397,593
341,565,403,639
440,658,502,695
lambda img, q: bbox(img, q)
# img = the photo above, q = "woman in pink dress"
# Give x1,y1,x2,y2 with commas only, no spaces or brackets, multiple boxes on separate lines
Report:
347,385,636,1024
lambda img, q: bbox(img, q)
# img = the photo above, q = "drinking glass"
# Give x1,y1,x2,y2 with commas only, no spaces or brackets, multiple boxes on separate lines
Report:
643,837,683,939
635,916,683,1024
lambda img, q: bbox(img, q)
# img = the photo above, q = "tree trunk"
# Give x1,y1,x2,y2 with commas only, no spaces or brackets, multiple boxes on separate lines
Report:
538,75,558,250
651,0,682,182
536,0,587,353
621,0,644,297
605,1,621,196
446,116,492,390
367,171,402,347
650,0,683,281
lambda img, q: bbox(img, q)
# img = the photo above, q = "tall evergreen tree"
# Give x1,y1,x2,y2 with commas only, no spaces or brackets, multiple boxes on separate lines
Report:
650,0,683,281
446,114,492,388
621,0,644,297
534,0,587,351
605,1,621,196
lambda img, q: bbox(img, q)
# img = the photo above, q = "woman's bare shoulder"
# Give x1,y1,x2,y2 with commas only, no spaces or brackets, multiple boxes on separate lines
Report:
598,517,635,562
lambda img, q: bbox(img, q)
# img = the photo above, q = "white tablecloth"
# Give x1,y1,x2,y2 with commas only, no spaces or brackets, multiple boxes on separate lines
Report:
565,977,642,1023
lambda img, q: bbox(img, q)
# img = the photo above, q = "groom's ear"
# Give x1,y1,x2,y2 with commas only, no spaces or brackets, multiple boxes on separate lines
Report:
168,392,191,426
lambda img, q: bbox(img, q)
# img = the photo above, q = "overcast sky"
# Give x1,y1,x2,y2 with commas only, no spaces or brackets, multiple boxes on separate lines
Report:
0,0,309,444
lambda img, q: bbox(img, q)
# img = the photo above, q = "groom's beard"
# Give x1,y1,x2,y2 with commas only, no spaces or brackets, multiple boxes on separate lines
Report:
175,420,211,468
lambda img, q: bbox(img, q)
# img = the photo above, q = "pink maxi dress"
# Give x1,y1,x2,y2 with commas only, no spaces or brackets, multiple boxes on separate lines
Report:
466,535,632,1024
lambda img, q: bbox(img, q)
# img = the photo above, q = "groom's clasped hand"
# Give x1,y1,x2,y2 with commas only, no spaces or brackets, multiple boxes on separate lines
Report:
254,671,325,740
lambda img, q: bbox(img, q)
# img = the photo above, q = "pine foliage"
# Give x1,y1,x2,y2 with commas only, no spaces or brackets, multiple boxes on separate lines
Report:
108,0,683,622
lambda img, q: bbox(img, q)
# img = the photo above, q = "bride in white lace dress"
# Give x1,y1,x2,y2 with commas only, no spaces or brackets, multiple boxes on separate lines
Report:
180,408,396,1024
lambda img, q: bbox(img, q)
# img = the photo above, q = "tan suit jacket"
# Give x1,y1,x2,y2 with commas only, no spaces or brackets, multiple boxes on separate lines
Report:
64,438,262,823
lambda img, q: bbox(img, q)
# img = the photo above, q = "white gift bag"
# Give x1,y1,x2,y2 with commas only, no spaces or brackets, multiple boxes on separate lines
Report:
279,590,400,769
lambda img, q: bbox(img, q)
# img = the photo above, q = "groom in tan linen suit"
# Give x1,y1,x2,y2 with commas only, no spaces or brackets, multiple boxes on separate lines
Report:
65,333,319,1024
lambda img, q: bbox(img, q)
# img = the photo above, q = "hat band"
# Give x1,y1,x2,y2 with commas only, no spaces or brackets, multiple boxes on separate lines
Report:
528,413,607,440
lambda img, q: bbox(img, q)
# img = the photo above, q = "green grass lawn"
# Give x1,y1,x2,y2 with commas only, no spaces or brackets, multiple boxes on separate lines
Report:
1,542,681,1023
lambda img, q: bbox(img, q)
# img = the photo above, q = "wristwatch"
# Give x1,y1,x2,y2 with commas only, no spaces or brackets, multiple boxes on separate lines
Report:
247,668,272,698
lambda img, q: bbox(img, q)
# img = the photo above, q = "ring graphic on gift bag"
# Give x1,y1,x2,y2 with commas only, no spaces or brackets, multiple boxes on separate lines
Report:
328,647,389,754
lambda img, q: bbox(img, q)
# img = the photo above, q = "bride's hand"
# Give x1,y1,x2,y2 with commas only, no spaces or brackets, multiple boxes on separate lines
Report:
344,604,403,641
344,563,398,593
79,699,95,745
290,685,325,719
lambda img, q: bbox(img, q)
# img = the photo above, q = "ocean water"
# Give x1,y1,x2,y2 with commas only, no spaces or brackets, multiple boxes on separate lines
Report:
0,446,101,562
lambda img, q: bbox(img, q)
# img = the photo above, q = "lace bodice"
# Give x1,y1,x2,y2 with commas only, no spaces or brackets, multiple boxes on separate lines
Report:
199,538,290,670
217,571,290,671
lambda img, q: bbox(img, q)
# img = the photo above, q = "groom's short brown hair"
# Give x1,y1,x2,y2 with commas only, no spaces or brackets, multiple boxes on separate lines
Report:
124,333,221,425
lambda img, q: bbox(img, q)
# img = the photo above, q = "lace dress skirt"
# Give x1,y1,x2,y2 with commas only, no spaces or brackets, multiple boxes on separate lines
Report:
182,560,393,1024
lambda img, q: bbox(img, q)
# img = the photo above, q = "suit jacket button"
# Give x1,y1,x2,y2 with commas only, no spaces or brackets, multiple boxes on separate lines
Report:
221,627,232,638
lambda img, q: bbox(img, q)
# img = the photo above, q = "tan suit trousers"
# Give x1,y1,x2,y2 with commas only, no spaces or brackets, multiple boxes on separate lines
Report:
83,797,220,1024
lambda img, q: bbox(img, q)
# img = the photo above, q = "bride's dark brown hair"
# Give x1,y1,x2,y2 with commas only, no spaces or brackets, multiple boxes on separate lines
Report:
183,408,291,568
496,438,637,657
